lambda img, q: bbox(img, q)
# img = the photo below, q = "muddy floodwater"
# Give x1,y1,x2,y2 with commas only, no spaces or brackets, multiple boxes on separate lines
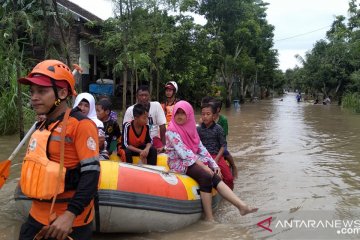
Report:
1,93,360,239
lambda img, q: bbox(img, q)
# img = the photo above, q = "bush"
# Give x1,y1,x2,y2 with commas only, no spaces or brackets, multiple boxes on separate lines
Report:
342,92,360,113
0,61,34,135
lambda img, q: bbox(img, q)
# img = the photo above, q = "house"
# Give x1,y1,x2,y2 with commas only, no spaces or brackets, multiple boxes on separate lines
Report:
56,0,115,94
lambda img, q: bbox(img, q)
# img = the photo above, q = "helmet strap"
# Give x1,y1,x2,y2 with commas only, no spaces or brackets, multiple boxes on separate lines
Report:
50,77,60,100
47,78,65,115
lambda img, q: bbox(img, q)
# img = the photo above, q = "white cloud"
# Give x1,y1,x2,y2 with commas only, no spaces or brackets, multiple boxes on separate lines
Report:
266,0,349,71
278,49,306,70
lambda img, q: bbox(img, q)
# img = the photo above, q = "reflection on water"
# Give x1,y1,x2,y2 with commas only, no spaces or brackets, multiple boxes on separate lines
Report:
1,93,360,239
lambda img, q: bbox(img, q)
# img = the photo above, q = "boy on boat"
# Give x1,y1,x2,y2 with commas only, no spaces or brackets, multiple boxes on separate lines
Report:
97,95,118,121
119,103,157,165
197,103,234,190
18,60,100,240
211,98,238,179
96,98,121,155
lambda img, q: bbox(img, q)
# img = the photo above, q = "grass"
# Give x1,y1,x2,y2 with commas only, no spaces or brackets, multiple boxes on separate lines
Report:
0,61,35,135
342,92,360,113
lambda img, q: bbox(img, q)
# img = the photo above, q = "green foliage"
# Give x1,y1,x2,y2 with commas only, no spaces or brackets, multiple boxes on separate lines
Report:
0,0,77,135
199,0,277,104
1,0,281,133
286,0,360,102
0,59,19,135
0,58,34,135
349,70,360,92
342,92,360,113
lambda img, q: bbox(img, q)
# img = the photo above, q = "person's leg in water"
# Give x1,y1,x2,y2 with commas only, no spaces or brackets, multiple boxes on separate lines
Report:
200,192,214,221
216,181,258,215
186,164,216,221
187,163,258,220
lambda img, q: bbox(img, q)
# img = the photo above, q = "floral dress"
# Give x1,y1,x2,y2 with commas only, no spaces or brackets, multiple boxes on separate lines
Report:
165,130,219,174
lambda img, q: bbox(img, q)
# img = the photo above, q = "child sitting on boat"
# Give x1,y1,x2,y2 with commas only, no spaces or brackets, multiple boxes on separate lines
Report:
165,100,258,221
96,98,121,155
201,97,238,181
98,95,118,121
211,98,238,179
119,104,157,165
197,103,234,190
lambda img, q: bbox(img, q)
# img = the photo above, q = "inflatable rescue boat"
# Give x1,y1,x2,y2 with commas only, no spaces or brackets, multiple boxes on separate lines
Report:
15,155,220,233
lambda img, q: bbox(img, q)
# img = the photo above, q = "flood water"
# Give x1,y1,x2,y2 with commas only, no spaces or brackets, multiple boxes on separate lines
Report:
1,92,360,239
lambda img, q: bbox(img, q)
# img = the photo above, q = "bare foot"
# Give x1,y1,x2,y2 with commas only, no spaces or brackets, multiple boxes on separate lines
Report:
240,206,258,216
203,217,215,222
201,219,218,225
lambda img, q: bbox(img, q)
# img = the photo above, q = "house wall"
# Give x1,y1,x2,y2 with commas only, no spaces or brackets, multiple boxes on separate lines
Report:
49,23,80,67
50,22,102,92
79,39,98,92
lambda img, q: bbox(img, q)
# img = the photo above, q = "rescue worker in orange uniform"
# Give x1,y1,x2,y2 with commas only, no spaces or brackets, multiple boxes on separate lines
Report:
161,81,180,125
18,60,100,240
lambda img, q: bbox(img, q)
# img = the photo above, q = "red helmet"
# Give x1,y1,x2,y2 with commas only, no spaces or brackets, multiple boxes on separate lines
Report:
19,60,76,96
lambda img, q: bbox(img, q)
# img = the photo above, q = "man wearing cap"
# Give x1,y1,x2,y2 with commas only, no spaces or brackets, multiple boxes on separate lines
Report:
18,60,100,240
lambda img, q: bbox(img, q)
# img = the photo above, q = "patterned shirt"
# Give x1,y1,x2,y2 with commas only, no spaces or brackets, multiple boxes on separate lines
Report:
109,111,118,122
165,130,218,174
103,118,121,152
197,122,226,155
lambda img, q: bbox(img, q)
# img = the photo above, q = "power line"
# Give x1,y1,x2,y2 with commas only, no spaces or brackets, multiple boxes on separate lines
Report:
274,25,331,42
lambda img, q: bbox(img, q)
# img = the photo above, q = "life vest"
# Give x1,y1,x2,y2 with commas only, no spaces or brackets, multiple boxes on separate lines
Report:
20,121,66,200
161,100,177,124
22,109,96,226
164,104,174,124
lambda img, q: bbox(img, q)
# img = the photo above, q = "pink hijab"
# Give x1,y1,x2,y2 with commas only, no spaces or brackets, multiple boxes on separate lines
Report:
167,100,200,153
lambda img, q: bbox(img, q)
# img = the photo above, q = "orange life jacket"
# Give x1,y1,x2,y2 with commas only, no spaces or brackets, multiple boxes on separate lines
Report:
161,101,176,124
22,109,97,226
20,121,66,200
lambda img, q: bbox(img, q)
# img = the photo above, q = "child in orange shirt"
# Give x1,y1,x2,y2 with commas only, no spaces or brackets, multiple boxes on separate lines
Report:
119,104,157,165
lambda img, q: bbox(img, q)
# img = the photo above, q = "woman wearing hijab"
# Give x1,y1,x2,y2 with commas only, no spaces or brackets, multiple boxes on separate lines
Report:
165,100,257,221
73,93,107,158
73,93,103,128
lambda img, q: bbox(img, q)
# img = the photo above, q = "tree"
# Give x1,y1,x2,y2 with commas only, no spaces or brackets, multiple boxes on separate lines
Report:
0,0,80,136
199,0,277,107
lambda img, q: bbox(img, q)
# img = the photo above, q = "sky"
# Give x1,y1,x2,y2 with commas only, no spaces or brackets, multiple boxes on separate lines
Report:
265,0,349,71
69,0,350,71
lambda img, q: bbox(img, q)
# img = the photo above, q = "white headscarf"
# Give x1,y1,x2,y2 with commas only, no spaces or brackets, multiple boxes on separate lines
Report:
73,92,104,128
